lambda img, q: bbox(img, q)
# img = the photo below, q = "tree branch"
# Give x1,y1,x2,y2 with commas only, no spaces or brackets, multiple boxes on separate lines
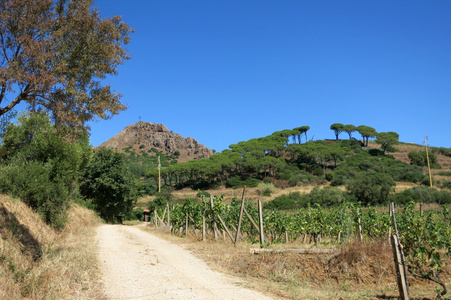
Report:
409,271,447,296
0,84,31,116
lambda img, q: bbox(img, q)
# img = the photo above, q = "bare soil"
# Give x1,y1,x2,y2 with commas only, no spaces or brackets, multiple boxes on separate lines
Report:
96,224,275,299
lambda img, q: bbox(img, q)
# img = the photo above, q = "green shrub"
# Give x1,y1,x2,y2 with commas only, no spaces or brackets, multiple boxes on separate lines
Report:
422,175,434,187
288,172,316,186
325,172,334,181
346,171,395,206
132,207,144,221
390,186,451,205
263,177,272,184
264,192,302,210
0,161,69,228
441,181,451,190
312,167,324,176
225,176,260,189
302,186,348,207
197,190,210,199
148,190,173,212
330,175,345,186
408,151,441,169
257,182,276,196
0,112,91,228
80,148,138,223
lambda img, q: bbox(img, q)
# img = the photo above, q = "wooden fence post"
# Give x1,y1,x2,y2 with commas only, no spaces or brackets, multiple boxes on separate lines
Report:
202,213,206,241
166,203,170,226
210,196,218,240
185,212,189,236
243,207,260,233
234,187,247,245
391,234,409,300
217,214,235,243
258,199,266,247
357,208,363,241
391,202,410,298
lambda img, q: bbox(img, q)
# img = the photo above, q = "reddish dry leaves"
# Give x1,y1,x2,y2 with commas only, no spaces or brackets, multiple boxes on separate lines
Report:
0,0,133,132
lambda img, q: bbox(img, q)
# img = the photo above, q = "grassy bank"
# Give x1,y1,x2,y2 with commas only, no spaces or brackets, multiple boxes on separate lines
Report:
0,194,104,299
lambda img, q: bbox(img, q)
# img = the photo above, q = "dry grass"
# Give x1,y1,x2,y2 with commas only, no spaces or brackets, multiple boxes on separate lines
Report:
0,194,105,299
142,224,451,300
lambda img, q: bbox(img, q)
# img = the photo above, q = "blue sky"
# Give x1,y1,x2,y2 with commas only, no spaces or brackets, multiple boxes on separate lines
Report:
88,0,451,152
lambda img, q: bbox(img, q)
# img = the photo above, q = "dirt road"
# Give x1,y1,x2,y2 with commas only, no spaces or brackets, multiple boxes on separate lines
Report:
96,225,274,300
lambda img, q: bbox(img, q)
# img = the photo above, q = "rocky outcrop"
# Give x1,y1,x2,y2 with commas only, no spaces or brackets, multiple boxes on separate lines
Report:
97,122,213,163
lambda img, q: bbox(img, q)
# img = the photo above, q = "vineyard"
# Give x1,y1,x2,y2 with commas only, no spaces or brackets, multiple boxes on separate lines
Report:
147,190,451,298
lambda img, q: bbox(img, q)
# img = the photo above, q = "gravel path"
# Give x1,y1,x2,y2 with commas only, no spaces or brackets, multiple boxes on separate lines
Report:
96,224,274,300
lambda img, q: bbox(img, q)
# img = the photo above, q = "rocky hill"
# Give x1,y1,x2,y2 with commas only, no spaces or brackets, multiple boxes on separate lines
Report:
97,121,214,163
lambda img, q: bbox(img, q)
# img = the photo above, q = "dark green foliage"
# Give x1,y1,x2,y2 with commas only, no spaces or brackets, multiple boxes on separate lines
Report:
287,171,316,187
264,192,302,210
0,112,91,228
357,125,377,147
80,148,137,223
330,123,345,140
389,186,451,205
225,176,260,189
302,186,350,207
340,138,364,151
408,151,441,169
132,207,144,221
312,167,324,176
343,124,357,139
441,181,451,190
422,175,434,187
325,172,334,181
431,147,451,158
0,160,70,228
391,164,424,182
148,189,174,212
0,110,16,137
368,149,385,156
197,190,210,199
265,186,351,210
276,165,301,181
330,175,345,186
346,171,395,205
375,131,399,154
335,150,423,184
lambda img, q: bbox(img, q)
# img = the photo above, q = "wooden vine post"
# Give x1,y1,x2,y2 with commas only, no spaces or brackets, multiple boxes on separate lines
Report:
202,213,206,241
391,234,409,300
258,199,266,247
234,187,247,246
185,212,189,236
390,202,410,300
210,196,219,240
217,214,235,243
357,208,363,241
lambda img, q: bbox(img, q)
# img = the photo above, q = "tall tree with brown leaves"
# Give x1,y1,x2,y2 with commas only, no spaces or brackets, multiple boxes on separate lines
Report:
0,0,133,132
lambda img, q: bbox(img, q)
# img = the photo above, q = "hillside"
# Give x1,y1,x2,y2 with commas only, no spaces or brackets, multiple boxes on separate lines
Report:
98,121,213,163
0,195,103,298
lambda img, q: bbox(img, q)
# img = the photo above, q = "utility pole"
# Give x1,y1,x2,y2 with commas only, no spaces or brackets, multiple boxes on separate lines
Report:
424,136,433,187
158,156,161,193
